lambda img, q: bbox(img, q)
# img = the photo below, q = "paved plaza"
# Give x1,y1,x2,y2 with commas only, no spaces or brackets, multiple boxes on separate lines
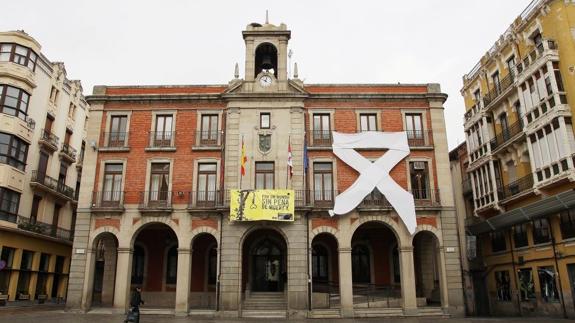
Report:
0,309,571,323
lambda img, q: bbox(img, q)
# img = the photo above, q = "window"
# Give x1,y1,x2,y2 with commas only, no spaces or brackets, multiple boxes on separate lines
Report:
0,187,20,222
200,114,219,145
312,244,328,282
255,162,274,189
560,209,575,240
260,113,270,129
410,161,429,199
352,244,370,283
39,253,50,272
102,163,123,205
538,267,559,302
518,268,536,301
0,247,15,293
313,162,333,203
68,103,76,119
499,113,509,138
58,163,68,186
0,43,37,70
507,56,516,73
0,85,30,120
406,113,424,144
473,89,481,102
108,115,128,147
0,132,28,171
149,163,170,202
17,250,34,295
495,271,511,301
491,231,506,252
153,114,173,147
196,163,217,205
533,218,551,244
492,71,501,93
165,246,177,284
64,130,72,145
131,246,145,285
513,223,528,248
30,196,41,224
312,113,331,145
49,86,59,104
359,113,377,131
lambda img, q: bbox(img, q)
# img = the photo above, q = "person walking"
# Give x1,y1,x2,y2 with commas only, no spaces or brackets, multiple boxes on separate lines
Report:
125,287,144,323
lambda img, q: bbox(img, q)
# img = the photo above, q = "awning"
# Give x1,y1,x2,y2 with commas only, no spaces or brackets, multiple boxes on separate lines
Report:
467,189,575,235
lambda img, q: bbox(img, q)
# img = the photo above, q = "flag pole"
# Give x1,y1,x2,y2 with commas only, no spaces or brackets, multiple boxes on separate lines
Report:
240,134,243,190
286,136,290,189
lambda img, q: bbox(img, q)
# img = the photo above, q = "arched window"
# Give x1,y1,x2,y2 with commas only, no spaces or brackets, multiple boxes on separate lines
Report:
165,246,177,284
312,244,329,282
131,245,145,285
352,244,371,283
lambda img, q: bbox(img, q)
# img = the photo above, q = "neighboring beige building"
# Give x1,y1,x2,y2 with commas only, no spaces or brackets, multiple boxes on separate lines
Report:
0,31,88,304
460,0,575,318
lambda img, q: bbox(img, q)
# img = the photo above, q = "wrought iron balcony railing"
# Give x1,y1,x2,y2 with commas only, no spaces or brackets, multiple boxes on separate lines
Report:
102,132,129,148
148,131,176,148
406,130,434,147
194,131,223,147
489,119,523,151
17,216,73,241
138,191,173,209
483,72,515,108
91,191,125,209
60,143,77,161
497,174,534,200
30,170,75,200
39,129,59,150
310,131,333,147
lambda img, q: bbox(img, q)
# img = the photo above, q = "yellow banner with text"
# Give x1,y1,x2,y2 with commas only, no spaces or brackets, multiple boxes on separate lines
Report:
230,189,295,222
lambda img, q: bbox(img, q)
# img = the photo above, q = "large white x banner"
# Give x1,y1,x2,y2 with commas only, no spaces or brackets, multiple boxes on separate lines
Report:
328,131,416,235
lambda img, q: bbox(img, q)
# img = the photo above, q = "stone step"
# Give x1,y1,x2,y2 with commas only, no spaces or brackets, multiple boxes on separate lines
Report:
308,309,341,319
354,308,403,318
242,309,287,319
188,309,216,317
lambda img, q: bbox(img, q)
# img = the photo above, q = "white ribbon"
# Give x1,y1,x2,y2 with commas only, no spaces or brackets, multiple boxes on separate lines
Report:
328,131,416,234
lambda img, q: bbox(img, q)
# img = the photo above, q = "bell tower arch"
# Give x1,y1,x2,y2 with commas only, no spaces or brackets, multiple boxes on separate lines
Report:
243,22,291,82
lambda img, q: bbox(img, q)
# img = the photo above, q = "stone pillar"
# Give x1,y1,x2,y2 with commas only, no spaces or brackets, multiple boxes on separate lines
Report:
175,248,192,316
338,247,353,317
438,246,450,313
113,247,132,311
80,248,96,310
400,246,418,315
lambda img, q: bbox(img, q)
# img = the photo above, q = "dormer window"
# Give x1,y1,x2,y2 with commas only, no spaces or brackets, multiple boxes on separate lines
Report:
0,43,37,71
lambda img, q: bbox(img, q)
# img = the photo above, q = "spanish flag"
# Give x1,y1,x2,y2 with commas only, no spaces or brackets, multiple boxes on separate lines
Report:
241,136,247,176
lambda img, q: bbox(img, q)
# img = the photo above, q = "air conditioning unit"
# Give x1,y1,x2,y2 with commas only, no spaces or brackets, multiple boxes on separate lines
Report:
413,161,426,170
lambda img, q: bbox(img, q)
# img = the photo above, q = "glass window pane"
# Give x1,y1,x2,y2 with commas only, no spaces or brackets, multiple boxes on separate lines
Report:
199,163,217,172
265,174,273,188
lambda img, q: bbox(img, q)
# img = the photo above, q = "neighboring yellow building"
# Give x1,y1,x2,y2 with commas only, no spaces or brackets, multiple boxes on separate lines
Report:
461,0,575,318
0,31,88,305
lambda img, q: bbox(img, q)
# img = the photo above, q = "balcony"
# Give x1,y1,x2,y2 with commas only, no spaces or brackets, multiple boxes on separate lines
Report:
59,143,77,163
187,191,226,210
38,129,59,152
523,93,568,129
146,131,176,151
309,131,333,148
516,40,558,80
100,132,129,152
406,130,434,148
489,119,524,152
138,191,173,214
497,174,534,202
91,191,125,213
17,216,73,242
192,131,223,150
483,72,515,109
29,171,75,202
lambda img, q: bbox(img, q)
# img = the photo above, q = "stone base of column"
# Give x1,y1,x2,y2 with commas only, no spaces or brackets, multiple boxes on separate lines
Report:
403,307,418,315
340,307,354,318
175,310,189,317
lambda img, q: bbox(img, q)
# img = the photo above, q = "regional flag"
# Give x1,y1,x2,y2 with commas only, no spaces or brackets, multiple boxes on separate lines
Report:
241,136,247,176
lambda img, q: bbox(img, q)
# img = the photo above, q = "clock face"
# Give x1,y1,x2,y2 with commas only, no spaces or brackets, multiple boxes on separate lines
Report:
259,75,273,87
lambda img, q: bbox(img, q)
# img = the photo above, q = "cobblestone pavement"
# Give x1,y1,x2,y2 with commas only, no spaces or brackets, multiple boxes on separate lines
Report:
0,309,571,323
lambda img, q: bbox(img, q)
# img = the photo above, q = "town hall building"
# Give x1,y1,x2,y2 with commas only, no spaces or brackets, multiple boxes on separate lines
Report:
65,20,464,318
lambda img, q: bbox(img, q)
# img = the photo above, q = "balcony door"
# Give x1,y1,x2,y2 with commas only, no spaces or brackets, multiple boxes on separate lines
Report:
196,163,217,206
312,114,331,145
409,161,429,199
109,116,127,147
154,115,173,147
37,151,49,181
102,163,123,206
149,163,169,204
406,113,424,144
313,162,333,205
200,115,218,145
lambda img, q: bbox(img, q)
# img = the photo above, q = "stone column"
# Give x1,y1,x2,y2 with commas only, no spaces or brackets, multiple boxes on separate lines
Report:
438,246,450,313
399,246,418,315
113,247,132,311
338,247,353,317
175,248,192,316
80,248,96,310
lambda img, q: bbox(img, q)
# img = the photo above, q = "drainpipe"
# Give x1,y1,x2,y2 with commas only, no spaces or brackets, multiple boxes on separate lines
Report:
507,228,522,316
216,212,223,312
306,211,311,312
550,227,567,319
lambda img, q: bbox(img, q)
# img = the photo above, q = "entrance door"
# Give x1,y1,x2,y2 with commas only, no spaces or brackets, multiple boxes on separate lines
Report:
567,264,575,312
251,239,284,292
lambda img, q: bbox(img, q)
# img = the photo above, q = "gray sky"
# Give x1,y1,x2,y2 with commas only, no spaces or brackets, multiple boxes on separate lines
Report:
0,0,533,150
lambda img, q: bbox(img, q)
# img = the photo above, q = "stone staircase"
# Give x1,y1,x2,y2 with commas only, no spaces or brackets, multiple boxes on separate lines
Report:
242,292,287,318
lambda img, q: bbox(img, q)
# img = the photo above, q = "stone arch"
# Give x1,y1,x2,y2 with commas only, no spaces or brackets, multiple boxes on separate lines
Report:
238,224,290,248
347,215,406,248
310,225,340,242
89,226,120,250
411,225,443,247
128,217,180,248
190,226,220,247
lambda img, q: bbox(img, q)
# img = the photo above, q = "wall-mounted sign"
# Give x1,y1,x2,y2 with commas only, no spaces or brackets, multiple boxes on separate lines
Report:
230,189,294,222
329,131,417,234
